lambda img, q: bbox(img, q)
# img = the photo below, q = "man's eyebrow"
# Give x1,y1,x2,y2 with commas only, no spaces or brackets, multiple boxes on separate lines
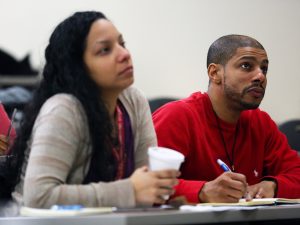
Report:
238,56,269,64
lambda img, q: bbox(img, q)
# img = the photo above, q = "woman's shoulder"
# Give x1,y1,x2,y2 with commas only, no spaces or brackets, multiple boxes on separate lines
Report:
119,86,148,108
39,93,86,120
44,93,81,106
121,86,146,99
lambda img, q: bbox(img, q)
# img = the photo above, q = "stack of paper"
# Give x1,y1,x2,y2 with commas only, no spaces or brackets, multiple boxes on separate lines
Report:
20,205,174,217
20,206,113,217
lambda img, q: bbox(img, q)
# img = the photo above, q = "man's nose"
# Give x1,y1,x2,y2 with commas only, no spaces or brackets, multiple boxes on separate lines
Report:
253,68,266,83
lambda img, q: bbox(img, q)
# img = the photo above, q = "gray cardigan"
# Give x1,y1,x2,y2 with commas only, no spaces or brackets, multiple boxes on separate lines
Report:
14,86,157,208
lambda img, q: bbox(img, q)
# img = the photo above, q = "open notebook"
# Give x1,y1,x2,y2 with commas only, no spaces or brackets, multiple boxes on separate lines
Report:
197,198,300,207
180,198,300,212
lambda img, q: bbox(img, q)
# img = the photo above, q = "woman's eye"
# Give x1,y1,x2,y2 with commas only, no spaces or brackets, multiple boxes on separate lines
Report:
98,47,110,55
120,41,126,48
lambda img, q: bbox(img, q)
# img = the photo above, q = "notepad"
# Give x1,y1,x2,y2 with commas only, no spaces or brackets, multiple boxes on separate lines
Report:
20,206,113,217
197,198,300,207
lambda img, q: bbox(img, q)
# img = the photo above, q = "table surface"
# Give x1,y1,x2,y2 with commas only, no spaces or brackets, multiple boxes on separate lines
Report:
1,204,300,225
0,75,40,87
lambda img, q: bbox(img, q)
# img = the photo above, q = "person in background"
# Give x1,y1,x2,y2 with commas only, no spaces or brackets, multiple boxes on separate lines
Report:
1,11,179,208
0,103,16,155
153,34,300,203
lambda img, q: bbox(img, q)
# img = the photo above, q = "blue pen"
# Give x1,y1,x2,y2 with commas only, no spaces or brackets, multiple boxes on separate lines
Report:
217,159,232,172
51,205,83,210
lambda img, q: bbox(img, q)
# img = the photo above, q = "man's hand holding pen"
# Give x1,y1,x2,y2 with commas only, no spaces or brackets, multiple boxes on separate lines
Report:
198,159,250,203
198,159,278,203
199,172,248,203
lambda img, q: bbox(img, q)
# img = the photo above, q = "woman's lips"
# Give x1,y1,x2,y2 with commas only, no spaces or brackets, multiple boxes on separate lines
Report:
119,66,133,76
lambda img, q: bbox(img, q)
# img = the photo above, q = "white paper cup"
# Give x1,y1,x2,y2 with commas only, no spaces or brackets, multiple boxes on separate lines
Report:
148,146,184,171
148,146,184,200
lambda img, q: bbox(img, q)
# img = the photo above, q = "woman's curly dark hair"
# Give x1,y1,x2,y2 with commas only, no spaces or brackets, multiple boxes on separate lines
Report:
0,11,117,199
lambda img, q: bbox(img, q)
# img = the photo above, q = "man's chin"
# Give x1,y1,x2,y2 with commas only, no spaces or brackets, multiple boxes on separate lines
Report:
240,101,260,110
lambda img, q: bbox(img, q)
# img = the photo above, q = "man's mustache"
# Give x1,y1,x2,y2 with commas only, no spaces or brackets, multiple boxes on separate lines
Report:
243,84,265,95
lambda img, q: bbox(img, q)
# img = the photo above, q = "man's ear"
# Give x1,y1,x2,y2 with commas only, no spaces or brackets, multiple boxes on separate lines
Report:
208,63,222,84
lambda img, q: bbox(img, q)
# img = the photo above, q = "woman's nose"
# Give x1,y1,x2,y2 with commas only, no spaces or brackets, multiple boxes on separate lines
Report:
117,45,131,62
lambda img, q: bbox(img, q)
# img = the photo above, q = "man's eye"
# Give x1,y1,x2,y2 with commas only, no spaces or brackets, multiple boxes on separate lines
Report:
261,66,268,75
241,62,251,70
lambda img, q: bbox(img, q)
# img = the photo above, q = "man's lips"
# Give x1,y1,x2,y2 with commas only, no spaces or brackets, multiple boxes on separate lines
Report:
119,66,133,76
246,87,265,98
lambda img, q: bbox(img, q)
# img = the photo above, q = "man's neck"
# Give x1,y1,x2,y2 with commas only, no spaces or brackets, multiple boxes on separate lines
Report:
207,89,241,124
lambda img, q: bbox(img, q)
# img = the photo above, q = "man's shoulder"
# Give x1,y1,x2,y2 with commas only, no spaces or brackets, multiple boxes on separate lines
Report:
184,91,208,103
164,91,206,106
242,108,272,119
153,91,208,118
241,108,274,126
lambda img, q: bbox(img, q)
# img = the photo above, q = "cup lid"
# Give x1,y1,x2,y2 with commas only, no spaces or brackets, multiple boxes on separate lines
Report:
148,146,184,162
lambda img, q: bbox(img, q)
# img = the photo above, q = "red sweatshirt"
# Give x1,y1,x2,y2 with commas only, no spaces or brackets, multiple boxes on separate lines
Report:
153,92,300,203
0,103,16,148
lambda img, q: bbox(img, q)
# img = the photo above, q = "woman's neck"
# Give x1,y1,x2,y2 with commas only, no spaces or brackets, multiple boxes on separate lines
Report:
101,91,119,120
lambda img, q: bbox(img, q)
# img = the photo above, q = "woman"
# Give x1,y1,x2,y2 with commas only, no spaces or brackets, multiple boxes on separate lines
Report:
8,11,179,208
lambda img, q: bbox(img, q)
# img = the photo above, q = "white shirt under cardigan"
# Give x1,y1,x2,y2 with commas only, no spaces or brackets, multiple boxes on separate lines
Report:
13,86,157,208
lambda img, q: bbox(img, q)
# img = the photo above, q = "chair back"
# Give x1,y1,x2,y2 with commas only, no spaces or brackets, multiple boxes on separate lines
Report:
279,119,300,152
148,97,177,113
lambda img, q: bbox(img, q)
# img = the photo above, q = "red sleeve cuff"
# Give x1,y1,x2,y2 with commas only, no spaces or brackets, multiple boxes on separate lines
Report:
173,179,205,203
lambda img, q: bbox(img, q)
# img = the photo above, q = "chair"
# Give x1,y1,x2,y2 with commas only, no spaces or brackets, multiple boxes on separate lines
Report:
148,97,177,113
278,119,300,152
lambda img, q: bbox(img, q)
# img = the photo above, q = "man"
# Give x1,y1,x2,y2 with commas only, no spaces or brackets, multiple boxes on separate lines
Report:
153,34,300,203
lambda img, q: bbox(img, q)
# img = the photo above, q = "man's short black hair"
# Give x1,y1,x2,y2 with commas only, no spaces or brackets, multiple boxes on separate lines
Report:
207,34,265,68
